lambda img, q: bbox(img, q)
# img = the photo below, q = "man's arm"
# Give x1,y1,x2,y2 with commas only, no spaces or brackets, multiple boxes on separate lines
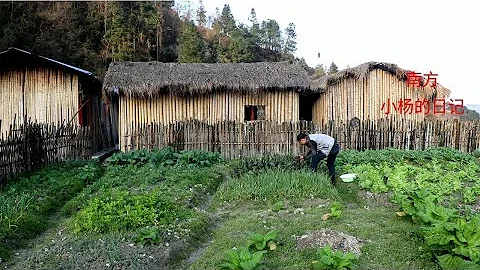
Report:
303,141,317,159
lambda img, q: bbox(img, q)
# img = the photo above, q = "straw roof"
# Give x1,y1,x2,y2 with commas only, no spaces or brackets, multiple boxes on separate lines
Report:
103,61,311,97
310,61,450,98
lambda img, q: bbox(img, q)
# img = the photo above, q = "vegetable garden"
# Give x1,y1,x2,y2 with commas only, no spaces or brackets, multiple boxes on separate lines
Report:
1,147,479,269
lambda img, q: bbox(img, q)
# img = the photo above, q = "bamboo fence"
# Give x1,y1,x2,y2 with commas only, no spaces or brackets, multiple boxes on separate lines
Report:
123,119,480,159
0,120,93,184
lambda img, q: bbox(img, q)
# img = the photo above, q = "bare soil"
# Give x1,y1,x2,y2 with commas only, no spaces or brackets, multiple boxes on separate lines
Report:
295,228,364,256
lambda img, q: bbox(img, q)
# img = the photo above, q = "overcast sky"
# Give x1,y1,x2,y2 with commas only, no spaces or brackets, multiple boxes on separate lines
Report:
177,0,479,105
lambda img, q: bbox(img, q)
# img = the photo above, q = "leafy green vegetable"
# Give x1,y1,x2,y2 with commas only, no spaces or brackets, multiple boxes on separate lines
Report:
330,202,343,219
135,226,162,245
220,247,267,270
247,230,278,251
312,245,356,270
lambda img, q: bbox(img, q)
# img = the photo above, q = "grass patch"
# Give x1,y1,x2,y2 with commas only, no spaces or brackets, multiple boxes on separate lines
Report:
189,194,439,269
213,169,339,205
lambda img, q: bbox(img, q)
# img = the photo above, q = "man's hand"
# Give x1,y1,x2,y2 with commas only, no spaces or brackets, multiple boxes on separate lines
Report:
299,155,304,162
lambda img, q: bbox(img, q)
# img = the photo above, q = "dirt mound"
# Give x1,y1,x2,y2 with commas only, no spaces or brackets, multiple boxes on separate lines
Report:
295,229,364,256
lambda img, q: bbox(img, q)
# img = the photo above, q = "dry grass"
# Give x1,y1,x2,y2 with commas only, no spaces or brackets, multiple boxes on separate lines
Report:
102,61,311,97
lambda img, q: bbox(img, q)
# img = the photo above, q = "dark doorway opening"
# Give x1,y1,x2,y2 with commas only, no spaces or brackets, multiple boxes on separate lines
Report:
299,94,319,121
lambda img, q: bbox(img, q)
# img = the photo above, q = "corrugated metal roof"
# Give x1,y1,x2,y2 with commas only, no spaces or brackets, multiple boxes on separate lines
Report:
0,47,93,76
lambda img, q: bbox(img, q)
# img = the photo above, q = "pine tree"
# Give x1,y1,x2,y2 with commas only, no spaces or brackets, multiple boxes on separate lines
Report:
228,25,254,62
196,0,206,27
248,8,261,44
297,57,315,75
178,19,204,63
328,62,339,74
283,23,297,54
103,2,134,61
261,19,282,52
312,64,327,79
219,4,236,35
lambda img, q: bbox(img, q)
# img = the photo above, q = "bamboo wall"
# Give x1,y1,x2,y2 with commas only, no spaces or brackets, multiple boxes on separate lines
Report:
119,91,299,150
0,68,79,134
313,70,427,124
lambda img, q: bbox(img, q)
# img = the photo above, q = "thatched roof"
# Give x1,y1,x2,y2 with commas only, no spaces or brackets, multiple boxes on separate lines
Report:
103,61,311,97
310,61,450,98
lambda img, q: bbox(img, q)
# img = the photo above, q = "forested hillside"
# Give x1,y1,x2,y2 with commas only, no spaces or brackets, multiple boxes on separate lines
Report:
0,1,310,79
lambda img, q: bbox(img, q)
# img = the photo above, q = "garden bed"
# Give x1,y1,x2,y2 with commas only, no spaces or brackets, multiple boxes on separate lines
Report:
1,147,479,269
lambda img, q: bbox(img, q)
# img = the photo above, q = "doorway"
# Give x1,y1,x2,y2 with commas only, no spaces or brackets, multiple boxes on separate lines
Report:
299,94,319,121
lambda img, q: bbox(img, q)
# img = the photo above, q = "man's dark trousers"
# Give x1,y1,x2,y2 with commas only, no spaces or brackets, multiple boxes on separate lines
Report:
310,142,340,184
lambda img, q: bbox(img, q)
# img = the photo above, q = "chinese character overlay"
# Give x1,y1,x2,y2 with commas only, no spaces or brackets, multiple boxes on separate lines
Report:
381,98,464,115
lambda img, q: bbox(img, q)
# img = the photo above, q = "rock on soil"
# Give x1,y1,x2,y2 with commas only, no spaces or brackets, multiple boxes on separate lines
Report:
295,229,364,256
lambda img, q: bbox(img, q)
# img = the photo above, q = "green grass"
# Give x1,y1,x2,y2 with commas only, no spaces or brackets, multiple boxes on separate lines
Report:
189,182,439,270
212,169,339,205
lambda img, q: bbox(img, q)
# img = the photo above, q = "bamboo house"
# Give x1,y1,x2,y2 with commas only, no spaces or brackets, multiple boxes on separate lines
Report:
0,47,112,150
102,61,311,148
309,62,451,124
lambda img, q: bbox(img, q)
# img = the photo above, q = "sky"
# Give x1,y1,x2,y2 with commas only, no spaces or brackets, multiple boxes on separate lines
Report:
176,0,480,105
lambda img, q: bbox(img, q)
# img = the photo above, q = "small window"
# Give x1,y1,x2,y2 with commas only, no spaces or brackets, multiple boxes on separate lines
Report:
244,105,265,121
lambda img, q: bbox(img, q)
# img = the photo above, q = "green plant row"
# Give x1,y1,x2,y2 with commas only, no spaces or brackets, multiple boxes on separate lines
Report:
106,147,223,168
337,147,478,168
0,160,103,261
345,155,480,269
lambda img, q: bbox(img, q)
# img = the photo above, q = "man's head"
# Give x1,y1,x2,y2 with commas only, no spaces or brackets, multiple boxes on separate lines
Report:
297,133,309,145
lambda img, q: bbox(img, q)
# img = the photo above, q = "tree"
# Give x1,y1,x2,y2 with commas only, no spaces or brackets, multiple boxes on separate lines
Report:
312,64,327,79
297,57,314,76
219,4,236,36
196,0,206,27
103,2,135,61
283,22,297,54
228,25,254,62
178,19,204,63
261,19,282,53
328,62,339,74
248,8,261,44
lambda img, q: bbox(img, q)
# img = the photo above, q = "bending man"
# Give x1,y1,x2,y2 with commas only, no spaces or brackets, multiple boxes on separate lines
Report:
297,133,340,185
